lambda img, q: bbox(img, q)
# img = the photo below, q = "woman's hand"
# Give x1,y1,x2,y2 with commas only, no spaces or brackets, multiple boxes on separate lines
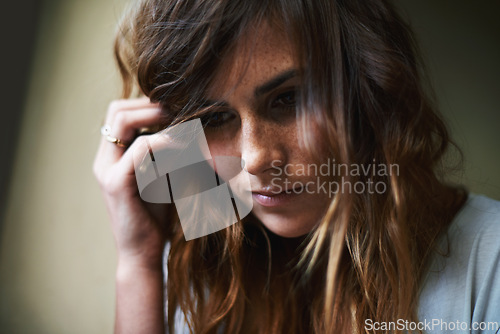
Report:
93,97,171,334
94,97,171,269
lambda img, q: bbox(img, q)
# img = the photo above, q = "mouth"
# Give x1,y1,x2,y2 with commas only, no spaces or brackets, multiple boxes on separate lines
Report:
252,185,304,207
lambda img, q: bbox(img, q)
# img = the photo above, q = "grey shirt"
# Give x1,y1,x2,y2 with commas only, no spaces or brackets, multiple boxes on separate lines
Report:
418,194,500,333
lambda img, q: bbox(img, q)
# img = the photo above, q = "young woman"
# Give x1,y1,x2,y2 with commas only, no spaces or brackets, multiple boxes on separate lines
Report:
93,0,500,333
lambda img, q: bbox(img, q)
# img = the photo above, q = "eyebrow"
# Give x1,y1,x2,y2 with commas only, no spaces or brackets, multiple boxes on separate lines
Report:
255,69,298,97
202,68,298,108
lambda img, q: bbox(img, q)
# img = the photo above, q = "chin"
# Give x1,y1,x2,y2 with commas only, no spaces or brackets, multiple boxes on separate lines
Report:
257,214,318,238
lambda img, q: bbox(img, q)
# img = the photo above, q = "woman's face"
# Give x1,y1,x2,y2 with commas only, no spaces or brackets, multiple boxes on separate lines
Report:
203,23,330,238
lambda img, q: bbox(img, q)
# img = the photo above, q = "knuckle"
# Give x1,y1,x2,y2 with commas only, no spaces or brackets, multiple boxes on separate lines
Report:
133,135,148,148
107,99,128,120
113,111,128,129
129,135,148,152
129,136,154,165
131,135,153,157
107,99,124,114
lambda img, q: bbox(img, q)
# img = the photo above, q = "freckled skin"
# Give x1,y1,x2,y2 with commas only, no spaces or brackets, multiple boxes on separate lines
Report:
206,23,330,238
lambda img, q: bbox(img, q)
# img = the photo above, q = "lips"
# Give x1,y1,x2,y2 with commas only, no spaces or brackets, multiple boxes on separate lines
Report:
251,185,304,207
252,189,283,196
252,186,303,196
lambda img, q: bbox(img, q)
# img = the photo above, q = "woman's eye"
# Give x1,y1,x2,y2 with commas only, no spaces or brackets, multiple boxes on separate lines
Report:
271,90,297,109
200,111,235,128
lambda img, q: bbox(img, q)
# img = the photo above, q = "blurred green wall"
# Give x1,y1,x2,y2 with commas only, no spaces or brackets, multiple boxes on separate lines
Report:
399,0,500,199
0,0,498,333
0,1,126,333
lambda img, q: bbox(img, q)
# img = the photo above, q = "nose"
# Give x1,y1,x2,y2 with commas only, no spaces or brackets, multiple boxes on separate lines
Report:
239,116,287,176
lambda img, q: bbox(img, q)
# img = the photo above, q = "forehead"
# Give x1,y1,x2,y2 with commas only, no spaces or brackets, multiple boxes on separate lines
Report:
208,22,296,99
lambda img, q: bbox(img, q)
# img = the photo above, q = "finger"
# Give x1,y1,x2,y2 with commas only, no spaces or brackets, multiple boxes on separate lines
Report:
105,117,212,206
98,107,165,168
111,108,166,142
119,132,175,179
98,135,153,197
104,97,160,125
102,133,174,201
115,119,210,201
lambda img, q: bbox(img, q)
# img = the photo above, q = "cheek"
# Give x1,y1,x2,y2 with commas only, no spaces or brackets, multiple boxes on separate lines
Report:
205,133,238,157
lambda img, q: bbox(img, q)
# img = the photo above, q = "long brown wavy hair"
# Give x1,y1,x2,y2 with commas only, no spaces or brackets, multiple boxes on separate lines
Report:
114,0,467,332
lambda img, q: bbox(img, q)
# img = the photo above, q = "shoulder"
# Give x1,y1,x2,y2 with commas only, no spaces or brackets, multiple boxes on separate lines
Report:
447,194,500,265
418,194,500,333
445,194,500,278
452,193,500,235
